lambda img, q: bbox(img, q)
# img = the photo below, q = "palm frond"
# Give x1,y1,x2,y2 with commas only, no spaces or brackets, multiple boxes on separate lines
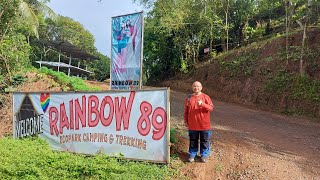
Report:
29,0,58,21
19,0,39,38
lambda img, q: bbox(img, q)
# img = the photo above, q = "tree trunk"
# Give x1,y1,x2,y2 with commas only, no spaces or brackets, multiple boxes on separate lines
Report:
286,0,297,66
300,23,307,76
226,2,229,52
196,32,203,61
0,54,12,84
193,48,196,64
210,22,213,52
0,10,4,20
299,0,312,76
238,23,245,46
0,21,10,43
285,0,289,66
27,35,30,44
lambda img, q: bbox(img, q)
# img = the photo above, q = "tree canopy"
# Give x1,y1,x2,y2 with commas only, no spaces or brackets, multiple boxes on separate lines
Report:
135,0,320,81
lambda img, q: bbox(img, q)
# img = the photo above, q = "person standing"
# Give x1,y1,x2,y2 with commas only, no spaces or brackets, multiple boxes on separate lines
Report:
184,81,214,163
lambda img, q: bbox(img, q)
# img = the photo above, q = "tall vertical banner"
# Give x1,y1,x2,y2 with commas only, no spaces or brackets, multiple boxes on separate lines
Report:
13,89,170,163
111,12,143,89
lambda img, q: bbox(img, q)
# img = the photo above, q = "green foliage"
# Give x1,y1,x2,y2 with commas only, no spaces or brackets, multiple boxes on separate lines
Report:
170,128,178,144
40,67,100,91
0,137,173,179
219,52,257,78
0,75,6,92
278,45,300,61
11,74,27,86
0,0,20,34
0,33,31,68
141,0,227,82
180,58,188,73
12,0,57,39
46,15,96,53
90,53,110,81
291,75,320,102
210,49,217,58
137,0,320,83
243,24,255,42
0,33,31,88
265,71,320,102
265,70,293,93
2,0,108,87
33,15,103,81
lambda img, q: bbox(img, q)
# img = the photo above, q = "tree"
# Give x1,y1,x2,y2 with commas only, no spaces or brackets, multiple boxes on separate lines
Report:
221,0,230,51
90,53,110,81
0,0,20,43
296,0,319,75
285,0,298,65
134,0,320,82
18,0,56,39
36,15,105,80
45,16,96,53
0,0,31,85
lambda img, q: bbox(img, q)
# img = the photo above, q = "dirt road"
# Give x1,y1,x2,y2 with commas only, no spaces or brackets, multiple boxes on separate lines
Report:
170,90,320,179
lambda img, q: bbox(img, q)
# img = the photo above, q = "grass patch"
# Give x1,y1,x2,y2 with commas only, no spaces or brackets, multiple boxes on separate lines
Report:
228,170,241,179
214,164,224,172
0,137,173,179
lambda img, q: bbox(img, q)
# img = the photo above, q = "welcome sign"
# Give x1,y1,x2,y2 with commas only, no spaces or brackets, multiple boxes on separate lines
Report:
13,89,170,163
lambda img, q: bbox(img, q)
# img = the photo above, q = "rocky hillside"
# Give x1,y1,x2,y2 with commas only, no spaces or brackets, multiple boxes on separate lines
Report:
160,28,320,120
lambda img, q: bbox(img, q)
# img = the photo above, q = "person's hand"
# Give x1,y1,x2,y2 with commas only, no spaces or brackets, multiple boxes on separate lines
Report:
197,100,202,106
184,121,188,127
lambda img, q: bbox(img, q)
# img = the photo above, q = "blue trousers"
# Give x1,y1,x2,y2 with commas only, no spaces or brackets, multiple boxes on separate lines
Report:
188,130,211,158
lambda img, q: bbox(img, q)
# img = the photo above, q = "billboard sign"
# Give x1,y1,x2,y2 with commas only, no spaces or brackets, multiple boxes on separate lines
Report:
13,89,170,163
111,12,143,90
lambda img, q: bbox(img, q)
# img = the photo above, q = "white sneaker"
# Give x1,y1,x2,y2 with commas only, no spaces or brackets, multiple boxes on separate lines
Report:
188,157,195,162
200,157,208,163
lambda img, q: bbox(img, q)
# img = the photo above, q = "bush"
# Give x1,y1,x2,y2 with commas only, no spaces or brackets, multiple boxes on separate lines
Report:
170,128,177,144
265,71,320,102
0,137,173,179
40,67,100,91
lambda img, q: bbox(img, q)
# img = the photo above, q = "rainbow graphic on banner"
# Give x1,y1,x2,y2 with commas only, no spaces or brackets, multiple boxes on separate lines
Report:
40,93,50,113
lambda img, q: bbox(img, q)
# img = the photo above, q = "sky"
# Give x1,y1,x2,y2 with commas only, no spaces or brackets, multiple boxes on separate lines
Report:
47,0,143,56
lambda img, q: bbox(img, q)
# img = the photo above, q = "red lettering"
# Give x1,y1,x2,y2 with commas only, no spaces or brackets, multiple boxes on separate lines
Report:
60,103,70,134
69,100,74,130
88,95,100,127
137,101,152,136
75,96,86,129
49,107,59,136
115,91,135,131
152,107,167,140
100,96,114,126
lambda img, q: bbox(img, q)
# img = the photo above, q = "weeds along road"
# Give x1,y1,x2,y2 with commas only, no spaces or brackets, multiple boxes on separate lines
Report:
170,90,320,179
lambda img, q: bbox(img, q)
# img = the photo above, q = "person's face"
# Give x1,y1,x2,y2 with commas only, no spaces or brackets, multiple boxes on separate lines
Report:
192,82,202,93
